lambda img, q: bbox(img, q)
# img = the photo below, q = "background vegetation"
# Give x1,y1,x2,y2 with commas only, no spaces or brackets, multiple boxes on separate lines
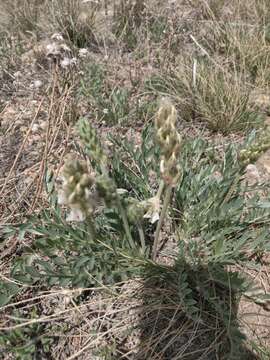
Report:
1,0,270,359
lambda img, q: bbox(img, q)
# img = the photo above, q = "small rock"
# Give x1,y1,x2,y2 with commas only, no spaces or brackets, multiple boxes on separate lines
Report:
31,124,39,133
15,119,24,126
63,296,71,307
33,80,43,89
51,32,64,41
20,126,28,133
60,57,77,68
212,171,223,182
78,48,89,58
14,71,22,78
257,150,270,174
245,164,260,185
32,134,41,142
265,116,270,127
39,121,48,130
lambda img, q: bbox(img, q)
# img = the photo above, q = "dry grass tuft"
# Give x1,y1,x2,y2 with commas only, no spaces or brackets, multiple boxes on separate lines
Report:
1,0,46,35
49,0,100,48
0,68,77,225
148,59,262,134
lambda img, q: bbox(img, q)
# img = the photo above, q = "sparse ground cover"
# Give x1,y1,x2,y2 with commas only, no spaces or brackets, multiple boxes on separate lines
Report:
1,1,270,359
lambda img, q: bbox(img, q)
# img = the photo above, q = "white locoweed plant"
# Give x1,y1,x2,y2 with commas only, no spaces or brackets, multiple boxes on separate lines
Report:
58,99,181,261
58,99,181,260
152,98,182,260
3,100,270,358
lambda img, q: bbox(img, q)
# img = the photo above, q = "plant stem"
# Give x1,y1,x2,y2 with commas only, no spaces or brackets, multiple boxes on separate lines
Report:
138,223,146,252
157,180,165,199
102,165,135,250
117,197,136,249
86,215,96,239
152,184,173,261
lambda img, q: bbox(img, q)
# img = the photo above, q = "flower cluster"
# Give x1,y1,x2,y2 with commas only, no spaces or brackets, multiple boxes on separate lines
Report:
155,98,182,186
126,195,161,225
59,119,119,222
58,157,95,221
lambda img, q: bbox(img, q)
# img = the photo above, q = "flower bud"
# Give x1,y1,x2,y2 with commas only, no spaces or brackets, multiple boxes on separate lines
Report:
78,118,107,168
95,174,117,206
126,198,145,224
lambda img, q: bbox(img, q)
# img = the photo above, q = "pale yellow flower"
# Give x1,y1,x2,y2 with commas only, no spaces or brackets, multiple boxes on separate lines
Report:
143,196,160,224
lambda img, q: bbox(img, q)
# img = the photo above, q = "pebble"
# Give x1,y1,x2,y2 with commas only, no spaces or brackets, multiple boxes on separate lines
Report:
31,123,39,133
78,48,89,58
14,71,22,78
39,120,48,130
51,33,64,41
245,164,261,185
33,80,43,89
